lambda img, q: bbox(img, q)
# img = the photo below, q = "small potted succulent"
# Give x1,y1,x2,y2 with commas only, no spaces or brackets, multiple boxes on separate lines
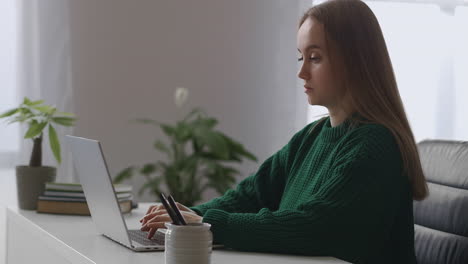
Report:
0,97,76,209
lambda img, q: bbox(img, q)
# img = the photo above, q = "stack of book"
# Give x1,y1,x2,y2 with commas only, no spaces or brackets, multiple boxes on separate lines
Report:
37,182,134,216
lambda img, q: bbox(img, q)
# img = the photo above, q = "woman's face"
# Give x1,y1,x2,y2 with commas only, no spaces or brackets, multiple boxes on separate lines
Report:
297,17,344,109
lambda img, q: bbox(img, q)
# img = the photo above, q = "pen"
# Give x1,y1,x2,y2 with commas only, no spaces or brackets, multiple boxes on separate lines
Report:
159,193,181,225
167,195,187,225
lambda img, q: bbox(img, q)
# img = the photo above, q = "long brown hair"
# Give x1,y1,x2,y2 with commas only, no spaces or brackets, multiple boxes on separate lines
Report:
300,0,428,200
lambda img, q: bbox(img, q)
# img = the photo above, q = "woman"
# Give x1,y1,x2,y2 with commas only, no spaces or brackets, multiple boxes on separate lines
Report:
140,0,428,263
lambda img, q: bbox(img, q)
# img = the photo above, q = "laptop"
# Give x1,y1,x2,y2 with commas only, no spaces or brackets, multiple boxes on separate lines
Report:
67,135,166,251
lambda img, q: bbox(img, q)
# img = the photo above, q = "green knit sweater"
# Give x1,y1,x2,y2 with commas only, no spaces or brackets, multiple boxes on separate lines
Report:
190,116,417,264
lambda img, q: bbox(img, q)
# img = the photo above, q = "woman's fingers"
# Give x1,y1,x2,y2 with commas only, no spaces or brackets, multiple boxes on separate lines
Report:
147,228,157,239
145,205,159,215
141,221,165,231
150,204,164,215
141,213,171,230
146,223,166,239
141,213,174,239
140,212,203,239
145,205,158,215
140,208,167,224
143,220,168,239
145,203,166,215
140,213,163,225
140,203,199,237
146,202,193,216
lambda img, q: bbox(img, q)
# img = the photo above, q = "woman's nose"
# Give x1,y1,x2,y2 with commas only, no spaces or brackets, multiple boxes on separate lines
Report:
297,65,309,80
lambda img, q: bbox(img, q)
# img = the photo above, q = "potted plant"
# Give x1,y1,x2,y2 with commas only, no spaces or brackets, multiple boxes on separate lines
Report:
0,97,76,210
114,87,257,206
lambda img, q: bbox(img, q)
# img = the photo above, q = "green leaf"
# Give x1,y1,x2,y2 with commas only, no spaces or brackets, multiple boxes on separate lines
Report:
113,167,135,183
140,164,156,175
24,121,47,139
48,107,57,115
198,151,227,161
164,164,182,194
160,124,176,136
0,108,19,118
135,118,160,126
48,124,61,164
29,100,44,106
8,115,30,124
242,150,257,161
221,134,257,161
154,140,170,154
203,165,237,195
184,155,199,171
52,117,76,126
32,105,53,114
19,107,33,116
231,145,257,161
221,166,240,177
192,117,218,130
202,118,218,128
183,107,204,122
174,122,192,142
23,97,31,105
156,161,168,172
194,128,229,159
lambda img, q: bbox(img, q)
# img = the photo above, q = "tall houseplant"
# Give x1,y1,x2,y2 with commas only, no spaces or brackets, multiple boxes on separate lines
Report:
114,88,257,207
0,97,76,209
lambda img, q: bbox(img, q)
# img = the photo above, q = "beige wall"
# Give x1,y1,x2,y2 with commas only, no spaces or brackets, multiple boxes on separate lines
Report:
69,0,308,204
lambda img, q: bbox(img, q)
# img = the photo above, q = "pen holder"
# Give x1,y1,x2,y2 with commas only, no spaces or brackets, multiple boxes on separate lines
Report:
164,222,213,264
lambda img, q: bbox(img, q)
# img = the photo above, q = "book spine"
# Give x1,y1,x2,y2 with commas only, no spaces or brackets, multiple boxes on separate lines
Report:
45,183,132,193
38,195,132,203
43,191,133,199
36,200,132,215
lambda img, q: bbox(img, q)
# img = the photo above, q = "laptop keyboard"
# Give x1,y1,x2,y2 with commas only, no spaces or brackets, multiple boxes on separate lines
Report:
128,230,164,246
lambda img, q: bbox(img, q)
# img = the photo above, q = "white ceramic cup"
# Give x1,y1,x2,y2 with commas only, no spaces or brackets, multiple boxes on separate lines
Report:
164,222,213,264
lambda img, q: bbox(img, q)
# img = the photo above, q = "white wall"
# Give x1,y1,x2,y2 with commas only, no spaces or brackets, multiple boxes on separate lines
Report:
0,0,19,168
68,0,307,204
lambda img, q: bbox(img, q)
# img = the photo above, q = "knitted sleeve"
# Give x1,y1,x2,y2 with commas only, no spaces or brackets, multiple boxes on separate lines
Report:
200,126,407,261
189,122,317,216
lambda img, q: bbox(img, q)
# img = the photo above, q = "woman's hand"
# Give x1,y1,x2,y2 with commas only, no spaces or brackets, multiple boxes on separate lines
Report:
140,202,197,224
139,202,202,239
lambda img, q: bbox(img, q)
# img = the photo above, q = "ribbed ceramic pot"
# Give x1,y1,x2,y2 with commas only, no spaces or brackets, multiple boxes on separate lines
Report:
164,222,213,264
16,165,56,210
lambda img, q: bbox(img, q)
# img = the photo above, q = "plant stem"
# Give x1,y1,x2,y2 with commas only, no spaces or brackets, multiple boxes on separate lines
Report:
29,134,42,167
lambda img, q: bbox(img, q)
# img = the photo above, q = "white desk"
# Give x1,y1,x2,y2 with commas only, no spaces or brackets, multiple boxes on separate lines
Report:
2,203,349,264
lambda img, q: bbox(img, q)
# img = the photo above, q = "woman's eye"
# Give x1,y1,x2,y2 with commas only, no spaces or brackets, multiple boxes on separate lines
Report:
297,57,320,62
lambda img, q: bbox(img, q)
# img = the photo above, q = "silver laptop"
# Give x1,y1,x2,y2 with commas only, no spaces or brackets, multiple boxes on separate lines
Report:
67,135,164,252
